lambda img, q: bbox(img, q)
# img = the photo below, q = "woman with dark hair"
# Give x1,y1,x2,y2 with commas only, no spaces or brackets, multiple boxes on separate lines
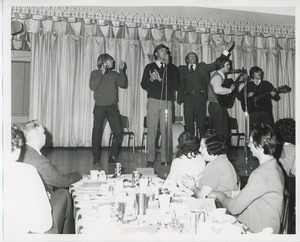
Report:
90,53,128,165
211,124,284,233
274,118,295,233
273,118,295,176
181,130,238,198
164,132,205,193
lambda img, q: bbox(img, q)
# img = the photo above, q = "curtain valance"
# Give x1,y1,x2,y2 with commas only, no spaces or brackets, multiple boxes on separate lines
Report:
11,6,295,51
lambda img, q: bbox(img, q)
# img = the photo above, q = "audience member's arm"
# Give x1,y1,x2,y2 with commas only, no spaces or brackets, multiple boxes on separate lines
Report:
216,171,265,215
192,185,213,198
38,158,82,188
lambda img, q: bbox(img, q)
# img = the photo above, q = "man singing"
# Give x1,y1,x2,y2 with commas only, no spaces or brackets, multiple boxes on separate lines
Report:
141,44,179,168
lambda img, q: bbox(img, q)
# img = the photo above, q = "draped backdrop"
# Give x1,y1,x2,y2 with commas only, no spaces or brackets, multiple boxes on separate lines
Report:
11,7,295,147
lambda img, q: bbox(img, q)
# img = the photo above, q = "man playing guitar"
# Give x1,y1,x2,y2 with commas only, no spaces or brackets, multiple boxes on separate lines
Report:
237,66,280,127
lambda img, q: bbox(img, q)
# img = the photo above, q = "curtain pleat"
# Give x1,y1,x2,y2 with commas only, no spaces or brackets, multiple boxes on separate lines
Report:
27,21,295,147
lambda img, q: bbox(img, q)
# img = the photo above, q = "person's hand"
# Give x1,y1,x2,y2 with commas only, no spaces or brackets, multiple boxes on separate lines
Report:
180,174,197,191
230,84,235,91
119,60,126,70
225,41,235,53
270,91,276,97
80,172,87,178
149,69,161,82
207,191,217,199
100,64,107,75
248,92,254,97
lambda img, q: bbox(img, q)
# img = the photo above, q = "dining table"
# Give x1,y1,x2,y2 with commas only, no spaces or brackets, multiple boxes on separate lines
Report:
69,171,261,240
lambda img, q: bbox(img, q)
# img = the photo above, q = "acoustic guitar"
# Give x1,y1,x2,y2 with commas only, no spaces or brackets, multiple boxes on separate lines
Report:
240,85,291,113
216,69,245,108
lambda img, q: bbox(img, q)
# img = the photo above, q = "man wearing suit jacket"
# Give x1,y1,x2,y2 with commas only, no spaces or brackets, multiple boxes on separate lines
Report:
20,120,83,233
177,42,235,140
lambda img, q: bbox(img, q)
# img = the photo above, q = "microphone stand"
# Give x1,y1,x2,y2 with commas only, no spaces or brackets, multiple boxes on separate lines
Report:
164,63,168,167
163,52,171,167
243,68,250,172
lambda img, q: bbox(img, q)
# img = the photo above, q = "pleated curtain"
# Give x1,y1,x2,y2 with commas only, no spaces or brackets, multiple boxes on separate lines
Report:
12,11,295,147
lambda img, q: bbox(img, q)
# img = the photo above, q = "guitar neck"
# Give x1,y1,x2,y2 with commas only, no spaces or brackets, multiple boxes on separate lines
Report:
233,73,244,87
254,89,275,100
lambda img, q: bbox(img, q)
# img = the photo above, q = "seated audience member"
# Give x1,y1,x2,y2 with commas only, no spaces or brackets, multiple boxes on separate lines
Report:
181,130,238,198
164,132,206,193
273,118,295,233
273,118,295,176
5,125,52,235
20,120,83,191
212,124,284,233
20,120,84,233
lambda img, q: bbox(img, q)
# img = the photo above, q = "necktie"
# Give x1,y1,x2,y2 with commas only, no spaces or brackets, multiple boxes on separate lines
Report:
160,62,164,70
190,65,194,72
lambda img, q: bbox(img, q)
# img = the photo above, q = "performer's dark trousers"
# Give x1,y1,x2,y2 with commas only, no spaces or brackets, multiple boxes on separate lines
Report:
183,93,206,139
208,102,229,143
249,111,274,128
92,104,123,162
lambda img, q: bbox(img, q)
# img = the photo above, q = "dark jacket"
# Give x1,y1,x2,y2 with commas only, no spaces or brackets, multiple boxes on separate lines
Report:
237,80,280,112
177,54,228,105
20,145,82,194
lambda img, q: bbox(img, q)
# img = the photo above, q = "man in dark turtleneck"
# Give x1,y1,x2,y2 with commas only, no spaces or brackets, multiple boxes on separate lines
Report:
177,42,234,140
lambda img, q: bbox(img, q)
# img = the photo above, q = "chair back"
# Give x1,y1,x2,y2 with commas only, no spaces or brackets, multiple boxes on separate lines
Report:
121,115,130,130
143,116,147,129
143,116,160,130
205,116,214,130
280,188,289,234
175,116,183,123
228,117,239,132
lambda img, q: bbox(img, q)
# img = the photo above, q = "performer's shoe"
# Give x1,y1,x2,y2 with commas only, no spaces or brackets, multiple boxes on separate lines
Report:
146,161,154,168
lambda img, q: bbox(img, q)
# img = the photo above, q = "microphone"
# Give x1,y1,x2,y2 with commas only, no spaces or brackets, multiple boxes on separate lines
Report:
227,69,243,74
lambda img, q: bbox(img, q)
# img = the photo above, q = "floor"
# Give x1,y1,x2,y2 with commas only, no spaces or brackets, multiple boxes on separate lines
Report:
42,145,295,234
43,146,254,181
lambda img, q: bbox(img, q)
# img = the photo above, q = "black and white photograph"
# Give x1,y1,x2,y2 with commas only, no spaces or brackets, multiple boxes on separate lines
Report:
2,0,298,241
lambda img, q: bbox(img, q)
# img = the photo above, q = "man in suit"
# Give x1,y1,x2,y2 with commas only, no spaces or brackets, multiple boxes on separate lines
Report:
177,42,235,140
20,120,83,233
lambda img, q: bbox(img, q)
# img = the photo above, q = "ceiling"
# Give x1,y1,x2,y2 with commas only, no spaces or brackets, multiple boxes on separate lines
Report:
211,7,295,16
86,5,295,27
